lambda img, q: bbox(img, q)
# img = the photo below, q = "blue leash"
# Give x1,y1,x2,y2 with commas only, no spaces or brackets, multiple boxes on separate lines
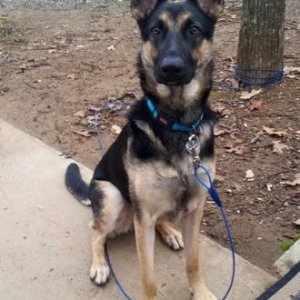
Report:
104,244,132,300
194,163,236,300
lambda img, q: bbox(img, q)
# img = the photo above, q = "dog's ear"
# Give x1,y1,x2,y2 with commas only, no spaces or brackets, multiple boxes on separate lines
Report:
131,0,166,21
190,0,224,21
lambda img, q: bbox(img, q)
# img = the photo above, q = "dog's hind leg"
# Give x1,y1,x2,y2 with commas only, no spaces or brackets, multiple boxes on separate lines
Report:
156,221,184,251
182,194,216,300
89,180,127,286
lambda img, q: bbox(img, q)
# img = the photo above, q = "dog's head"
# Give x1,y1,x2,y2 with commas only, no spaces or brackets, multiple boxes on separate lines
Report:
132,0,223,109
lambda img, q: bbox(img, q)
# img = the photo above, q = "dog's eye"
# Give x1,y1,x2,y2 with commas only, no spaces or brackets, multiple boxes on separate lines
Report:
189,25,202,37
151,26,161,37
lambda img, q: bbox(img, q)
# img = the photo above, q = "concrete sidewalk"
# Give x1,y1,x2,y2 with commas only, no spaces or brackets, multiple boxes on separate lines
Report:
0,118,275,300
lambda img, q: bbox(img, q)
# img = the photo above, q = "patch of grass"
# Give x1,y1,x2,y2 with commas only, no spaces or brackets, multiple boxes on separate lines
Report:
280,233,300,251
0,16,10,26
0,16,26,43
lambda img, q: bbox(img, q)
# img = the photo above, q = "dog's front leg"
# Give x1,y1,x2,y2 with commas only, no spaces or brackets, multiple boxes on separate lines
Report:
182,200,216,300
134,214,157,300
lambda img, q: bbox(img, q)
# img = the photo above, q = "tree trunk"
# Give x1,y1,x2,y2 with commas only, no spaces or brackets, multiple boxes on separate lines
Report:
236,0,285,85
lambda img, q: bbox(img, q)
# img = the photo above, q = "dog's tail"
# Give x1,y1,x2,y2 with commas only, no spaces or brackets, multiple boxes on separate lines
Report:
65,163,91,206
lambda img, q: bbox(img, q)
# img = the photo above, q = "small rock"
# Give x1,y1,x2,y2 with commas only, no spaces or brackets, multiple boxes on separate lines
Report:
107,45,116,51
245,169,255,181
266,183,273,192
111,124,122,135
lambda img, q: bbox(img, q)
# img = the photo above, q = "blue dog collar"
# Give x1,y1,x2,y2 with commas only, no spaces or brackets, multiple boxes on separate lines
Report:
145,97,202,133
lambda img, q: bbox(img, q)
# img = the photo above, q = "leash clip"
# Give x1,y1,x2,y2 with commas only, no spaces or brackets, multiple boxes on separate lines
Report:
185,134,200,167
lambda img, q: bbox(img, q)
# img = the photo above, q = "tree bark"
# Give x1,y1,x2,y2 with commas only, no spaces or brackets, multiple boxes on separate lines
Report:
236,0,285,83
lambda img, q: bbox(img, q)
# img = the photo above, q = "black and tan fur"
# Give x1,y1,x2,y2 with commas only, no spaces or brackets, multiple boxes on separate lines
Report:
65,1,223,299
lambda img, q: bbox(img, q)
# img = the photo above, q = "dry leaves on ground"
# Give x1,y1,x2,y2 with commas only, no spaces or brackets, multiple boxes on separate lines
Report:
74,110,85,117
71,128,91,137
249,99,262,111
272,140,289,154
293,219,300,226
240,89,262,100
280,174,300,187
225,144,245,155
263,126,287,137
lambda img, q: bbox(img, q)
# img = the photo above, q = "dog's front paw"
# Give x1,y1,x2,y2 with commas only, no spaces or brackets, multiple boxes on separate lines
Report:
90,263,110,286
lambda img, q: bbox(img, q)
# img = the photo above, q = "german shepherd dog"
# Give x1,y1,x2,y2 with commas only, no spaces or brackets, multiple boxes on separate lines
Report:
65,0,223,299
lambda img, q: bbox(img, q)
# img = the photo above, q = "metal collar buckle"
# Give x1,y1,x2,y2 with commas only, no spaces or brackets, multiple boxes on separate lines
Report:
185,134,200,167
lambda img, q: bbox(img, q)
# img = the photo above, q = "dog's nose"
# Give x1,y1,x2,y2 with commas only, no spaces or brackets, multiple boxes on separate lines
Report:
160,56,184,77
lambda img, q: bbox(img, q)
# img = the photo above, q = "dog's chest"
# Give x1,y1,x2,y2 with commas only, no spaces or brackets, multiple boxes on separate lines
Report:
128,154,201,218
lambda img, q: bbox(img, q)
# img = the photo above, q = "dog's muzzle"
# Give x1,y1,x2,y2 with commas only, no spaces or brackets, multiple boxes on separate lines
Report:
156,56,193,86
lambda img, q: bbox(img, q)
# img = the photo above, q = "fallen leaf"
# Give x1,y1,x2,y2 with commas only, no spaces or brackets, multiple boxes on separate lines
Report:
248,209,260,216
68,74,77,80
111,124,122,135
263,126,287,137
284,66,300,73
215,175,225,182
249,99,262,111
272,140,289,154
213,103,226,114
280,178,300,187
214,128,231,137
293,219,300,226
250,131,263,144
74,111,85,117
48,49,56,54
240,89,262,100
89,105,100,112
71,128,91,137
226,145,244,155
75,45,85,50
107,45,116,51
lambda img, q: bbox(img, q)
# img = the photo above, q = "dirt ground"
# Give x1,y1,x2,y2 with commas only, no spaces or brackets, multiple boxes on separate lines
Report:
0,0,299,275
